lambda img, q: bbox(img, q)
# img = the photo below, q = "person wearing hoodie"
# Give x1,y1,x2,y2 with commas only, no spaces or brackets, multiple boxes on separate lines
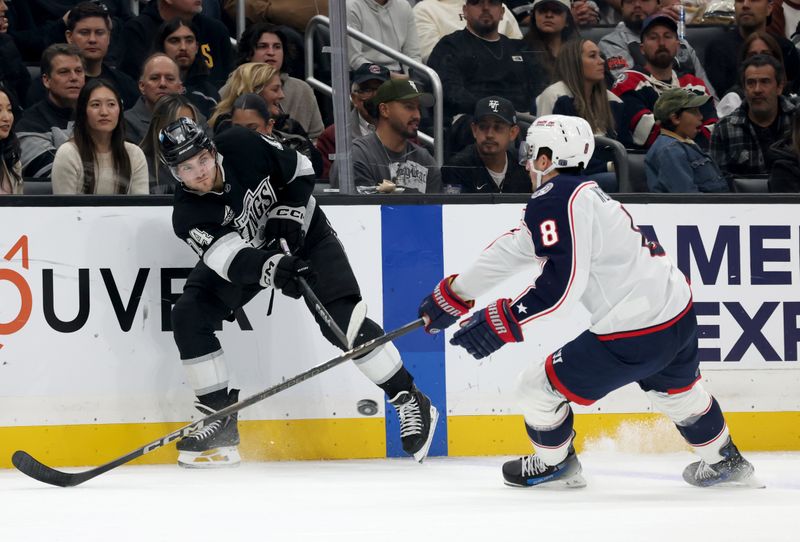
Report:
346,0,422,72
120,0,232,87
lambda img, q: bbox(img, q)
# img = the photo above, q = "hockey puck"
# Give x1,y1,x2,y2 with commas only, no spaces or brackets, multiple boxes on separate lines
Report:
357,399,379,416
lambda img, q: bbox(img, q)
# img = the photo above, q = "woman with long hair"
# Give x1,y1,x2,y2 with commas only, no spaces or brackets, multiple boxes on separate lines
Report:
535,39,629,189
153,17,220,118
235,22,324,139
210,62,279,129
140,93,203,194
0,84,22,195
52,79,148,194
523,0,579,86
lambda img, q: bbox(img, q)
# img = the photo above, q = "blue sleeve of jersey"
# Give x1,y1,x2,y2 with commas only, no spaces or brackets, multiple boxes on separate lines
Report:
511,190,576,322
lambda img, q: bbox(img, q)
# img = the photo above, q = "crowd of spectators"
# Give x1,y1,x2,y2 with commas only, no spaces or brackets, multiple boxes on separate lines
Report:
1,0,800,196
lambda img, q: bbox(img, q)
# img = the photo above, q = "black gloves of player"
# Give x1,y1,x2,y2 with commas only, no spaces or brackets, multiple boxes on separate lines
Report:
450,299,524,359
263,204,306,253
260,255,316,299
418,275,473,333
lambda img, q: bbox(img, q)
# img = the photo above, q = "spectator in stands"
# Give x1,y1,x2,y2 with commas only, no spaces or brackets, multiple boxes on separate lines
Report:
717,30,786,117
612,14,716,150
536,39,628,190
153,18,219,118
0,83,22,195
646,88,729,192
711,54,797,176
767,109,800,192
4,0,131,64
0,0,30,109
599,0,714,96
442,95,530,192
124,53,185,144
121,0,233,86
346,0,422,72
52,79,148,194
234,23,324,139
428,0,546,153
316,63,391,179
331,79,442,193
413,0,523,63
27,3,138,111
17,43,86,179
522,0,581,86
704,0,799,97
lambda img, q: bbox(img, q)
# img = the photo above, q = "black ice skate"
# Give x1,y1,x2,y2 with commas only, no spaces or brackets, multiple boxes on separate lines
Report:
389,386,438,463
177,389,241,469
682,438,764,488
502,445,586,488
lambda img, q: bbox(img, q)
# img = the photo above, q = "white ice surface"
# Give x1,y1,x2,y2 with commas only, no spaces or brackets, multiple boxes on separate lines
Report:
2,452,798,542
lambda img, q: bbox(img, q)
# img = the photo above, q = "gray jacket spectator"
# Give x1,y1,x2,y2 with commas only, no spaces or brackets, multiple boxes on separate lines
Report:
599,0,715,97
331,79,441,193
121,0,232,86
17,44,85,178
413,0,523,63
347,0,422,71
124,54,184,144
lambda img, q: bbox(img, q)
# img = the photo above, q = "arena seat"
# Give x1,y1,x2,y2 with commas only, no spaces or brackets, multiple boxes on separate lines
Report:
731,175,769,193
23,178,53,195
684,25,730,67
626,150,649,192
580,24,617,46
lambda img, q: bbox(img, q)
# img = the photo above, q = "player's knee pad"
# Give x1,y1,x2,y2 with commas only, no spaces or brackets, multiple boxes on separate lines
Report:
182,349,230,396
314,296,368,350
351,318,402,385
515,361,570,429
646,382,713,425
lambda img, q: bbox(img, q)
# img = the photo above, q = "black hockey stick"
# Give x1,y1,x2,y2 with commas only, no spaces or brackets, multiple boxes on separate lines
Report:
12,318,425,488
278,238,350,348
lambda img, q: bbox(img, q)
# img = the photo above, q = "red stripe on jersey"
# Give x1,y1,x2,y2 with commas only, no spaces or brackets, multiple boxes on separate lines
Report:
596,298,693,341
517,181,594,326
667,374,702,395
545,353,596,406
611,70,647,96
629,108,650,133
692,424,728,448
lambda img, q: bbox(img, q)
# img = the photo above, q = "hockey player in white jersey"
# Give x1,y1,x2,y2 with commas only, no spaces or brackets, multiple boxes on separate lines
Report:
418,115,760,489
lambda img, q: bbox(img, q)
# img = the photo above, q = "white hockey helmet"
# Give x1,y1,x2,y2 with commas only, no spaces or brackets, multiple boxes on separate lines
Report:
523,115,595,179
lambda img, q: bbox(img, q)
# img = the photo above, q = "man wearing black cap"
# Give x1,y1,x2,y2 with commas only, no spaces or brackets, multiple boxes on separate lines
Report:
442,95,531,193
611,13,717,149
331,78,442,194
316,63,390,180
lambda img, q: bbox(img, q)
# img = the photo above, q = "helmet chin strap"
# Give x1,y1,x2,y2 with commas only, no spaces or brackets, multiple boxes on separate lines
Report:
528,160,557,190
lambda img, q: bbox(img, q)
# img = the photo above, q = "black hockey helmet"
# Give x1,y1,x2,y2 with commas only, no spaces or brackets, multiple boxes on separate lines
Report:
158,117,215,168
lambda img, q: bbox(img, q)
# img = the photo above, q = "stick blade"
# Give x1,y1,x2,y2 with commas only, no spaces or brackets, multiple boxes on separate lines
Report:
12,450,86,488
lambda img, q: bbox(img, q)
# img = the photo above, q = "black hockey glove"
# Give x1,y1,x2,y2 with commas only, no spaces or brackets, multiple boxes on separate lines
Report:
272,255,316,299
263,204,306,253
450,299,523,359
418,275,473,334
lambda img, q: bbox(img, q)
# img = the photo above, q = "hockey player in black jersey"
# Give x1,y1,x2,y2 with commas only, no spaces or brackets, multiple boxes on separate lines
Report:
158,117,438,468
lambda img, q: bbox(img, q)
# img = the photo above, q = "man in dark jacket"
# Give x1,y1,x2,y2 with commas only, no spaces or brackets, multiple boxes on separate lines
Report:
121,0,232,86
442,95,531,193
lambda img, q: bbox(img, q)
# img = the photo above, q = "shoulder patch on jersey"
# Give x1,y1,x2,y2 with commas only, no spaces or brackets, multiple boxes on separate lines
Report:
531,182,554,199
186,237,203,257
190,228,213,246
606,56,629,71
222,205,235,226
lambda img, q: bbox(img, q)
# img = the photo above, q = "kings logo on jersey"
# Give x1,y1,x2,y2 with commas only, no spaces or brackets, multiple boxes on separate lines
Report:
233,177,276,247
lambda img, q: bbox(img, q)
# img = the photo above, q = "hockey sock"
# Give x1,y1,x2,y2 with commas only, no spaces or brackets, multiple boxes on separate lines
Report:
526,406,574,466
378,366,415,399
197,388,230,411
675,397,730,464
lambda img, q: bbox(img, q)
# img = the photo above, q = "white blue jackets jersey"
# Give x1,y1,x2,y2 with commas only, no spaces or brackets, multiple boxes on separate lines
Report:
452,175,691,336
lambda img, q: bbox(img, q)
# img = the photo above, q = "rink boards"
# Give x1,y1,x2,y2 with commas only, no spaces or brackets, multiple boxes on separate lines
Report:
0,201,799,467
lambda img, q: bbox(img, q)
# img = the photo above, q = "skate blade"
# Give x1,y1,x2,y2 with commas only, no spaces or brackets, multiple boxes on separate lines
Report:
413,405,439,463
504,472,587,489
178,446,241,469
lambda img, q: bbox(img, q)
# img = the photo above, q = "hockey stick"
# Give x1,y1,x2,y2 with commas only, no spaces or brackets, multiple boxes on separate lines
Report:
12,318,425,488
278,238,350,348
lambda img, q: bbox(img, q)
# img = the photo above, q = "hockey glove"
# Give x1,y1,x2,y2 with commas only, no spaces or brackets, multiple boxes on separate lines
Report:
263,204,306,253
450,299,523,359
261,255,316,299
418,275,473,334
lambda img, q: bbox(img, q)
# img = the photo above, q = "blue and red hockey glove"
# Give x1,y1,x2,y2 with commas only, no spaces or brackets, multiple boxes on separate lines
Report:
418,275,474,334
450,299,523,359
